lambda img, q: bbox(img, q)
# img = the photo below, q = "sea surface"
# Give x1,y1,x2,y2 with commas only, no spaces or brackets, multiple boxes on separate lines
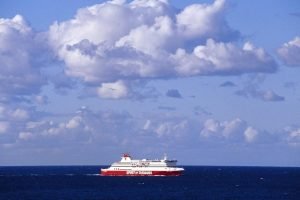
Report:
0,166,299,200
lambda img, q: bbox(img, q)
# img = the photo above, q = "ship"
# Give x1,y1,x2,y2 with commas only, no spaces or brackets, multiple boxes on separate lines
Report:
101,153,184,176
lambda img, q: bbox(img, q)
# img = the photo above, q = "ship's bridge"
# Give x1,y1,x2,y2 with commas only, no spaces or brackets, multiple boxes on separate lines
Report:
120,153,132,162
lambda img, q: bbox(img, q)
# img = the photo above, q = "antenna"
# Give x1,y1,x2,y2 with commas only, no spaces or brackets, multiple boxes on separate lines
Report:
163,153,167,160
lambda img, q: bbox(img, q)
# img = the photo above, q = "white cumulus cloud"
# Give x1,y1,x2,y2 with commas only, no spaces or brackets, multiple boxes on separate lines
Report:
0,104,30,121
200,118,258,143
65,116,83,129
284,127,300,146
0,15,46,98
141,112,194,139
97,80,129,99
176,0,238,41
18,131,34,140
278,36,300,66
155,120,188,137
47,0,277,99
244,126,258,143
175,39,277,76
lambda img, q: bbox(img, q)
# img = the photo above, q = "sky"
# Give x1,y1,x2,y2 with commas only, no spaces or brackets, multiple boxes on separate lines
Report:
0,0,299,166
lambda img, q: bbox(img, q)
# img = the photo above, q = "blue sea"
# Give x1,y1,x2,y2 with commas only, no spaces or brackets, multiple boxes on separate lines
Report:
0,166,299,200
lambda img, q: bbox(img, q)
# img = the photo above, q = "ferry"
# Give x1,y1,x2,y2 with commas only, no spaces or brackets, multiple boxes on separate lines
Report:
101,153,184,176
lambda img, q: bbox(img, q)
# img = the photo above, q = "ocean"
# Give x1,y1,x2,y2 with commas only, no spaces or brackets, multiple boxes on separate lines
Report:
0,166,299,200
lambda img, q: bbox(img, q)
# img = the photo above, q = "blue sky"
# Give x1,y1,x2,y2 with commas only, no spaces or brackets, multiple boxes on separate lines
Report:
0,0,299,166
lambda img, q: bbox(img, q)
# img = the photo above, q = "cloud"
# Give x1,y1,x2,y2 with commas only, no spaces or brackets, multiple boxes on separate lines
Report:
236,88,285,102
0,121,10,134
18,132,34,141
0,15,47,99
47,0,277,99
0,104,41,146
65,116,82,129
260,90,285,102
142,116,190,139
288,129,300,146
166,89,182,98
48,1,173,84
34,95,49,105
220,81,236,87
244,126,258,143
10,107,195,147
235,74,285,102
277,36,300,66
1,104,298,163
176,0,239,41
200,118,260,143
193,106,212,116
116,15,177,57
198,120,300,146
155,121,188,137
0,104,30,121
24,107,136,144
175,40,277,76
0,1,280,101
284,126,300,147
95,80,159,100
97,80,130,99
0,102,284,150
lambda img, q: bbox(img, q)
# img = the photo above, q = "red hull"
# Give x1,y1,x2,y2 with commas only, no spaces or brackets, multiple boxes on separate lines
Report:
101,170,183,176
